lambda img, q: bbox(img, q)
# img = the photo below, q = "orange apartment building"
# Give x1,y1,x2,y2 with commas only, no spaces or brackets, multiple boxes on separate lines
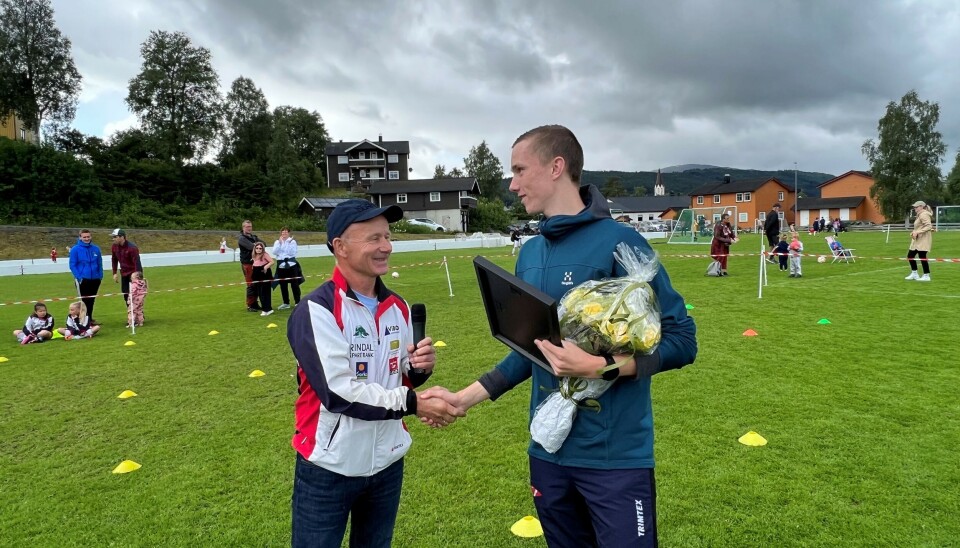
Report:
796,170,884,227
687,175,796,230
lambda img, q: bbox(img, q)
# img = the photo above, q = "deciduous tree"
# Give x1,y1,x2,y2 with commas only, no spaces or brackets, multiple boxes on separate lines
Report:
126,30,222,166
0,0,81,136
862,90,946,220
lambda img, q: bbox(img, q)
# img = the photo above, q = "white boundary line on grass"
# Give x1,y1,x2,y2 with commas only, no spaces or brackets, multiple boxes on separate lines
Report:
764,265,960,298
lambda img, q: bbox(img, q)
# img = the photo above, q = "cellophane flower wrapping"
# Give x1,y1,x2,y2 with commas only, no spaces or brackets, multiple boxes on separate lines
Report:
530,242,662,453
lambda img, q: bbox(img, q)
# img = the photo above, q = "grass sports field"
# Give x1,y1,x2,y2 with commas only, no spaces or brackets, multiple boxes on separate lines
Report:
2,230,958,547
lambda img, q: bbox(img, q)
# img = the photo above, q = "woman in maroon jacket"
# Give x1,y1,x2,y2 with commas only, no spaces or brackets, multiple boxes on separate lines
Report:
710,213,737,276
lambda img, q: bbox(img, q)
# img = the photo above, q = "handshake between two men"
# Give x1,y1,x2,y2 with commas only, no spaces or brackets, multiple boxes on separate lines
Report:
406,336,471,428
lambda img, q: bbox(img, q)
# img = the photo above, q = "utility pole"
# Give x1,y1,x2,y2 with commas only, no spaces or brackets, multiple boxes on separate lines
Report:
794,162,799,227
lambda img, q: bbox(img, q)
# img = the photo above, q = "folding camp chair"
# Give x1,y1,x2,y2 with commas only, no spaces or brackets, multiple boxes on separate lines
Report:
825,236,855,263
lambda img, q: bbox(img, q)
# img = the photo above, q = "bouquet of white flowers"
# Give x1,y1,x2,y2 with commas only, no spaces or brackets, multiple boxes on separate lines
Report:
530,242,661,453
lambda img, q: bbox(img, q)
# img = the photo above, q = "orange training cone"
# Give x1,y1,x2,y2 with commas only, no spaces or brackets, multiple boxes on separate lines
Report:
742,329,758,337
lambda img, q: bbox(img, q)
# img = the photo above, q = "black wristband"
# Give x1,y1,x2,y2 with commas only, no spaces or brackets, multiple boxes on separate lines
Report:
600,353,620,381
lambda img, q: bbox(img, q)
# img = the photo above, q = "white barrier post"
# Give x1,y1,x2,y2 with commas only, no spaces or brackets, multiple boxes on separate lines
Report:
443,256,454,297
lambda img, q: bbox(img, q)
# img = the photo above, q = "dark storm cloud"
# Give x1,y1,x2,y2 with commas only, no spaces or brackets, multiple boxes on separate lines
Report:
53,0,960,175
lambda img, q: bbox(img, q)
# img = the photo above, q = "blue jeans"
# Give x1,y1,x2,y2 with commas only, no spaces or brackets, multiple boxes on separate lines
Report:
292,453,404,548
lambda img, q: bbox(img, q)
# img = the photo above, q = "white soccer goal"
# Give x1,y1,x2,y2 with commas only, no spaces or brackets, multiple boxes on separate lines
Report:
667,206,738,244
935,205,960,231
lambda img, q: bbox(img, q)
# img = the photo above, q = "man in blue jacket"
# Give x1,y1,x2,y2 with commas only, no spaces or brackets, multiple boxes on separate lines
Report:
422,125,697,547
69,229,104,324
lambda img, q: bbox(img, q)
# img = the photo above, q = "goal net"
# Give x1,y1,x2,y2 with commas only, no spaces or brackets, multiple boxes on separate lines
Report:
667,206,738,244
935,205,960,231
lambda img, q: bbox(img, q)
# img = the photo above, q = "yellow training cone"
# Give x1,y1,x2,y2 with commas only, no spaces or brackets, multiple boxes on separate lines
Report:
124,341,136,346
266,323,278,329
738,431,768,446
511,516,543,538
0,357,8,363
117,390,138,399
51,330,64,339
434,341,447,347
112,460,142,474
248,370,265,378
208,330,220,336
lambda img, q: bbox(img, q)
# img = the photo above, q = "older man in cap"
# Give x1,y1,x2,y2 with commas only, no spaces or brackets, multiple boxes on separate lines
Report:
763,203,782,263
286,199,463,547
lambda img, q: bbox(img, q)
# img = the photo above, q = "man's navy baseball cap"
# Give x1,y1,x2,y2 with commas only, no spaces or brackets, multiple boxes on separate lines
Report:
326,199,403,251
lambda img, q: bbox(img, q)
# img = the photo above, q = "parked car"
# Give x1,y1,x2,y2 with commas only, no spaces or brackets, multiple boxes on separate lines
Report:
847,220,876,229
407,218,445,231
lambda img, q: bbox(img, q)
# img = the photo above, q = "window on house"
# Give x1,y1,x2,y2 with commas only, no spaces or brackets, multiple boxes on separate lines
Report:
735,193,743,202
20,128,26,140
370,151,378,159
397,194,407,203
696,196,704,205
778,191,784,201
358,152,366,160
338,155,348,164
388,154,399,163
739,212,748,223
429,192,441,202
759,212,766,221
744,192,751,202
713,195,721,204
460,190,468,197
388,171,399,180
338,173,349,182
360,169,367,178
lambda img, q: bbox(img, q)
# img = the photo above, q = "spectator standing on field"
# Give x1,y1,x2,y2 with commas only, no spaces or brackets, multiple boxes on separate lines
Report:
238,220,264,312
710,212,737,276
272,227,304,309
69,229,104,324
764,203,782,263
905,200,934,282
110,229,143,307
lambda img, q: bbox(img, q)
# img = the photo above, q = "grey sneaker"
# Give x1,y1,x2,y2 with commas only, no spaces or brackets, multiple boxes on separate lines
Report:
278,304,291,310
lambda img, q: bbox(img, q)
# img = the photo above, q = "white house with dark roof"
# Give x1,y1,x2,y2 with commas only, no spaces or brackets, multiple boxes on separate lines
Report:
606,196,691,223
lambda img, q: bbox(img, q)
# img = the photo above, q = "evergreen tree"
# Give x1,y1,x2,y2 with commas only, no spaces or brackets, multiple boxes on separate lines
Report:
862,90,946,220
945,150,960,205
220,76,271,169
463,140,504,199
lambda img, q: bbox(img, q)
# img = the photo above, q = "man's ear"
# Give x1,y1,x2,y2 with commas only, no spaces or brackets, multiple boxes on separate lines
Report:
550,156,566,180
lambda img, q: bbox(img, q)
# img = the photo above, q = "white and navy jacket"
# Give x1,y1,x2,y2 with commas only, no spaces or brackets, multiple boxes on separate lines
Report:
22,314,54,335
64,315,92,336
287,267,429,477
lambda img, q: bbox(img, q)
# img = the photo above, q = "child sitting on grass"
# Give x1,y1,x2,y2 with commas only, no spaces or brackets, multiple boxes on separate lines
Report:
128,271,148,328
58,301,100,340
14,303,54,345
788,234,804,278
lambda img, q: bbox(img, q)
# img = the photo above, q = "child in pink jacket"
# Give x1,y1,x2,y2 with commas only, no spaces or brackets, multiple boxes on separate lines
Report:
129,271,148,327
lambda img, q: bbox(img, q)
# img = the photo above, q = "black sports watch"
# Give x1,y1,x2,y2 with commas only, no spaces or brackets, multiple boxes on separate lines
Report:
600,353,620,381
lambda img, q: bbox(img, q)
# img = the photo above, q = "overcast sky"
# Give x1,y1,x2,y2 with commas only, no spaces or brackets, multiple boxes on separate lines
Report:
51,0,960,179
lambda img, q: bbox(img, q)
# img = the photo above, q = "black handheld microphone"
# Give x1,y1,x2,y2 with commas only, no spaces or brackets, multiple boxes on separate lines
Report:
411,303,428,375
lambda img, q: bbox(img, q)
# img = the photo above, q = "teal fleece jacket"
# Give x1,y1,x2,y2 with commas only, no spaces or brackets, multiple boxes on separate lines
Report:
479,185,697,469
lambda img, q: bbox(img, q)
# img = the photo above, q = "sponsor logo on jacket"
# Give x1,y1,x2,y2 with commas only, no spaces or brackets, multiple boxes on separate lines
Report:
354,326,369,338
356,361,368,379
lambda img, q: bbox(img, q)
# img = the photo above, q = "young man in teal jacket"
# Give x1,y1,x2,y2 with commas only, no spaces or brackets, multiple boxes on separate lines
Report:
422,125,697,547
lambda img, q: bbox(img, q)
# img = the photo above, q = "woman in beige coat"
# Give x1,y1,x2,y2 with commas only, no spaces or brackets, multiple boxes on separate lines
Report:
905,200,934,281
